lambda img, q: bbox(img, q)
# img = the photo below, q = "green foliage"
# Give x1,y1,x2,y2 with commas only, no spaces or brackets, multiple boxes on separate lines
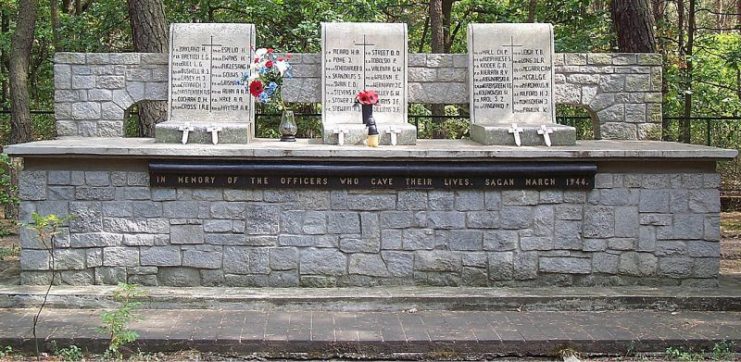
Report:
100,283,143,359
0,154,18,236
665,346,706,361
57,344,84,361
0,345,12,358
712,340,734,361
0,245,19,260
28,212,72,249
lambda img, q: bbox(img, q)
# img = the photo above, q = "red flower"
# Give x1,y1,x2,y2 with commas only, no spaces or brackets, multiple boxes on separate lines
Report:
249,80,264,97
267,48,274,53
356,90,379,105
265,60,274,68
277,57,284,62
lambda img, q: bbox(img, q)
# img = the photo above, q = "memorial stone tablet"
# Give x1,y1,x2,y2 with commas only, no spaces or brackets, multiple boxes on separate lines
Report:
168,23,254,123
467,23,575,146
156,23,256,144
320,22,416,145
468,23,554,125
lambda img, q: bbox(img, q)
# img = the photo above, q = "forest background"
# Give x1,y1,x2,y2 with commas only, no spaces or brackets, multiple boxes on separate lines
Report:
0,0,739,160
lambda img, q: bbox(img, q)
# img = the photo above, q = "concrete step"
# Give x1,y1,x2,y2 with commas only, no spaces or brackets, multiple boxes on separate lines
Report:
2,275,740,312
1,308,739,358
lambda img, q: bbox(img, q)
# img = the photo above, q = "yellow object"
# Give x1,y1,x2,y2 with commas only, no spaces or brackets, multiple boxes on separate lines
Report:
367,134,379,147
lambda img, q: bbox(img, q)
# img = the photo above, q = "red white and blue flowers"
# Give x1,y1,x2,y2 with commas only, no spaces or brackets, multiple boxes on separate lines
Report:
242,48,293,109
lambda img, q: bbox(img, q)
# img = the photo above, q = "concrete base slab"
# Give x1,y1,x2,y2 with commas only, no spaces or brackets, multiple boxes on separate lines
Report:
470,123,576,146
2,275,739,311
155,121,253,144
323,124,417,145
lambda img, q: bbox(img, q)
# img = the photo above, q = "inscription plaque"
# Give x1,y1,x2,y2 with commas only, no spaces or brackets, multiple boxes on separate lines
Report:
168,23,255,124
321,22,408,125
468,23,555,125
149,161,596,190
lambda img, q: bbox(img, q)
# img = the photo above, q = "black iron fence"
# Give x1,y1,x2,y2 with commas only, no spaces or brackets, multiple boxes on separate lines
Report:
1,110,740,148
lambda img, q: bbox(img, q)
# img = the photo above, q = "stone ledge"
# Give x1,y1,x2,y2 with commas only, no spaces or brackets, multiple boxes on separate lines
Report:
5,137,737,160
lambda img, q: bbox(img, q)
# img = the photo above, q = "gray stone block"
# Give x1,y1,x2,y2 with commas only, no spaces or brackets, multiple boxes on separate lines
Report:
327,212,360,233
449,230,483,251
671,214,704,240
103,247,139,267
158,267,201,287
658,256,693,278
299,248,346,275
470,124,576,146
75,187,115,201
210,202,246,219
402,228,436,250
270,247,298,270
414,250,461,272
268,271,300,287
687,240,720,257
304,211,328,234
539,257,591,274
86,248,103,267
499,206,533,229
513,252,538,280
95,267,127,285
553,220,582,249
380,211,415,229
593,252,619,274
397,191,427,210
483,230,517,251
488,252,514,281
688,189,720,213
454,191,484,210
140,246,182,266
381,251,414,277
21,250,50,270
655,240,687,256
692,258,719,278
183,248,222,269
466,211,499,228
246,204,280,235
582,206,614,238
70,232,122,248
61,270,95,285
339,237,380,253
520,236,553,251
349,254,389,277
171,224,204,244
51,249,86,270
19,171,47,201
347,193,397,211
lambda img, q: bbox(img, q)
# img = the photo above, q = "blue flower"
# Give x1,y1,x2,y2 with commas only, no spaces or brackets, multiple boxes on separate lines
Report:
259,92,269,103
267,82,278,91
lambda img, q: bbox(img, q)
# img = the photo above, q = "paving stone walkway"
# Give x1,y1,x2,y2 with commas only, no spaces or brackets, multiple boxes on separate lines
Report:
0,308,739,357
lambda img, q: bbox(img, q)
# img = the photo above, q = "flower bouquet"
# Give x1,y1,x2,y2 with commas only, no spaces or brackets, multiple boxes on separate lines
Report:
242,48,295,141
356,89,379,147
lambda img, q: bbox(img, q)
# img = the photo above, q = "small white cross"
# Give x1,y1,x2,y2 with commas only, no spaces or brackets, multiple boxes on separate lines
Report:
178,123,194,145
385,127,401,146
333,128,348,146
207,126,223,145
508,123,524,147
537,124,554,147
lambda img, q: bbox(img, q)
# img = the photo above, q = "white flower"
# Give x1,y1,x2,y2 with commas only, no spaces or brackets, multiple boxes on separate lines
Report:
275,60,289,75
255,48,268,57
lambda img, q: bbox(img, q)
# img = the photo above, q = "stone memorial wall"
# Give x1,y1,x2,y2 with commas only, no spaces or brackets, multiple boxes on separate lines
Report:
53,52,662,140
17,157,722,288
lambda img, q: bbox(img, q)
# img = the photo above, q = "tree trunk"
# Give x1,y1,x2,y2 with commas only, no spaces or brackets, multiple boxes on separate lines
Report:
51,0,61,51
527,0,538,22
611,0,657,52
127,0,168,137
1,10,9,109
428,0,446,137
680,0,695,144
9,0,37,144
429,0,444,53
